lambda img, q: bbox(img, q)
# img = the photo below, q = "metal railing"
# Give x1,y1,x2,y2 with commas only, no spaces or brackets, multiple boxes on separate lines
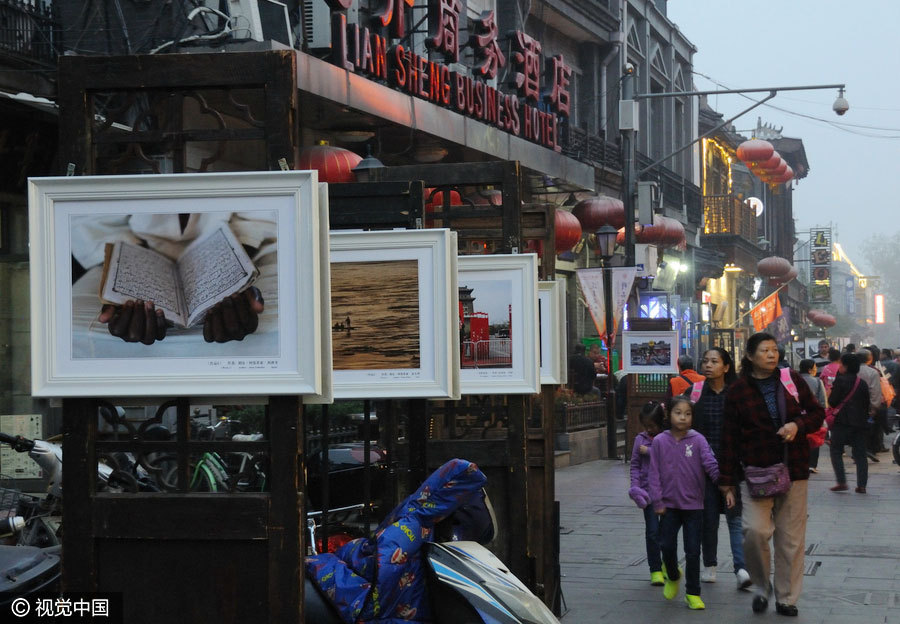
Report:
560,125,622,171
703,194,757,242
557,402,605,433
0,0,60,65
461,338,512,368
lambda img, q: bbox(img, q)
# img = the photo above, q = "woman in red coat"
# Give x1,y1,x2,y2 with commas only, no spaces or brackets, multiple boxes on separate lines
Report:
717,332,824,618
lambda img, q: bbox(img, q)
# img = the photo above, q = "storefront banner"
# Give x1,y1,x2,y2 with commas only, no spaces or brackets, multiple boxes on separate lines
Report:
751,291,782,332
576,268,606,338
611,267,637,346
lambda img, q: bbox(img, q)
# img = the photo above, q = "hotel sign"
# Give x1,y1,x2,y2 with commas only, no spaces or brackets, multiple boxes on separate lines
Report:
328,2,569,151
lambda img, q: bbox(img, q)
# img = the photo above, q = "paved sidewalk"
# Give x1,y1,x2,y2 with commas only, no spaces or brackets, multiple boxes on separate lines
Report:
556,438,900,623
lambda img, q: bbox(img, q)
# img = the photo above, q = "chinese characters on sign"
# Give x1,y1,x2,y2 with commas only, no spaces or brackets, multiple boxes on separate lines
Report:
328,3,570,152
809,228,831,303
469,11,505,80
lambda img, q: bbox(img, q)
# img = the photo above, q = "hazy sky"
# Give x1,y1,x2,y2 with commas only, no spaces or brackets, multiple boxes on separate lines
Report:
666,0,900,274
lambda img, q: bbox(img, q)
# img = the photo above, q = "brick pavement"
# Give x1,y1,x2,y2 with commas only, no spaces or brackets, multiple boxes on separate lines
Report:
556,436,900,623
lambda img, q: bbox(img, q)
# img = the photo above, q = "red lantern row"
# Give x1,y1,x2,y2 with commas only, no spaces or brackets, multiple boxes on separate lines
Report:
736,139,795,185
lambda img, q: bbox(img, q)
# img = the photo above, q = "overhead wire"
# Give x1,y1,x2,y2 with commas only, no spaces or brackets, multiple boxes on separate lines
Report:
691,70,900,138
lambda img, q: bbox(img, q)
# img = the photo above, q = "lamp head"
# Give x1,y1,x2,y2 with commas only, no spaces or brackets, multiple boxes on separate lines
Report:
832,88,849,116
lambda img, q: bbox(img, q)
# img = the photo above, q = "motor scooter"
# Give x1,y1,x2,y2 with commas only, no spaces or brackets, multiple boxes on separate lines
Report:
0,433,65,604
305,459,559,624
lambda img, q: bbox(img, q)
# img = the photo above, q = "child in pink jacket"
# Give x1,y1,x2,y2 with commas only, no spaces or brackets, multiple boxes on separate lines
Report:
628,401,665,586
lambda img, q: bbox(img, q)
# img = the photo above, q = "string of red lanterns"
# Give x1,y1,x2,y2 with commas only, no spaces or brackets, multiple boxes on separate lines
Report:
736,139,794,186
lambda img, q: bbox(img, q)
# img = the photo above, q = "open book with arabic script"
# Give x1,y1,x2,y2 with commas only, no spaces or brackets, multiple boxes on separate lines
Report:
98,224,258,328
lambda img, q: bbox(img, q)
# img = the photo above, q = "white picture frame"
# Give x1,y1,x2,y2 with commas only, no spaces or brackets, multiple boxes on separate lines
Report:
458,254,539,395
329,229,458,399
539,279,567,385
29,171,326,397
304,183,335,404
622,330,679,374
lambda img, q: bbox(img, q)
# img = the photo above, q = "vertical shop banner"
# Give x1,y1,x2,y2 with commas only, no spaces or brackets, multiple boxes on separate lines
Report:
576,268,606,337
751,291,782,332
769,305,791,345
610,267,637,346
809,228,832,303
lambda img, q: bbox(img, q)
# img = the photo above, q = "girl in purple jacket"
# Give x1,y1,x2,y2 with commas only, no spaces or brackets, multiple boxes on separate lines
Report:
649,396,720,610
628,401,665,586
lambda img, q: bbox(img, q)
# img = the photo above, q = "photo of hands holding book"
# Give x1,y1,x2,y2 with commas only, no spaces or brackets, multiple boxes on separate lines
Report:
70,211,279,359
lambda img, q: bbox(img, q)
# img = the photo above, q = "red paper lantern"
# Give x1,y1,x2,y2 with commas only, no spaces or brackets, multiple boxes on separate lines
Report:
756,152,782,170
424,188,462,210
736,139,774,165
807,309,825,322
770,166,794,184
812,313,836,328
297,143,362,183
572,196,625,230
554,209,583,253
763,160,788,177
769,265,799,285
656,216,685,247
757,256,792,278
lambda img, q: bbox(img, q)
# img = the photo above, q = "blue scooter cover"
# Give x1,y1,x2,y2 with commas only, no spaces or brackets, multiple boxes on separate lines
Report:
306,458,486,623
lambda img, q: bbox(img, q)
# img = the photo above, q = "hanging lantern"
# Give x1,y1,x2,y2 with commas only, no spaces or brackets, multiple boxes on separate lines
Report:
554,209,582,254
807,309,825,322
736,139,774,165
755,152,782,170
757,256,792,278
812,313,836,328
659,216,686,247
770,166,794,184
763,160,788,177
769,265,798,285
424,188,462,210
572,196,625,231
297,142,363,183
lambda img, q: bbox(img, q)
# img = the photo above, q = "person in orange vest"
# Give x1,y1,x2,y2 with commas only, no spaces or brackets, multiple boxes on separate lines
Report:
668,355,705,400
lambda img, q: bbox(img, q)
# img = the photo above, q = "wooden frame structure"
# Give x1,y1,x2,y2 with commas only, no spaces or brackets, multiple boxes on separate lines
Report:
54,49,562,619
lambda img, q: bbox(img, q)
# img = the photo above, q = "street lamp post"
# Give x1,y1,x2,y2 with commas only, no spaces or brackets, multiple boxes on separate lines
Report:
596,224,619,459
619,82,847,267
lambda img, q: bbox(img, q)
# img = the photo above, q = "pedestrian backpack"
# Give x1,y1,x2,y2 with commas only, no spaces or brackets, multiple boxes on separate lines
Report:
689,381,704,404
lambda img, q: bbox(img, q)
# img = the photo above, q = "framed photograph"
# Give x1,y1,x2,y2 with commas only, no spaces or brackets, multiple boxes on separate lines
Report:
29,171,326,397
538,280,567,385
303,183,335,404
622,331,679,374
458,254,539,395
329,229,458,399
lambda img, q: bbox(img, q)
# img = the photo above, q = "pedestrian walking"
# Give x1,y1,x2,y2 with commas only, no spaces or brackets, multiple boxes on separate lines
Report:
648,396,719,610
685,347,751,590
627,401,665,586
799,359,827,473
827,352,870,493
718,332,825,617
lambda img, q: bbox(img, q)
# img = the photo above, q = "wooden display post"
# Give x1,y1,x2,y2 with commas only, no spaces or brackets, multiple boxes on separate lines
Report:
62,397,303,623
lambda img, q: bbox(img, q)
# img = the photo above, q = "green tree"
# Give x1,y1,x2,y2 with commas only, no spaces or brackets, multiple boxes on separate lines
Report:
862,230,900,346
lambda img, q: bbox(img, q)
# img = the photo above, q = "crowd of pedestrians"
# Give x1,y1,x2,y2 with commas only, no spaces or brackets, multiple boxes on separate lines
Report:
626,333,899,616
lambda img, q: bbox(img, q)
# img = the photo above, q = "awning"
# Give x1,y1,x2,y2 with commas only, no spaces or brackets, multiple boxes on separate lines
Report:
296,52,595,192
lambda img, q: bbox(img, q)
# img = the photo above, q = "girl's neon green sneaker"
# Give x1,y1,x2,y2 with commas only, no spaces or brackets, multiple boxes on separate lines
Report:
661,563,682,600
650,571,665,586
685,594,706,610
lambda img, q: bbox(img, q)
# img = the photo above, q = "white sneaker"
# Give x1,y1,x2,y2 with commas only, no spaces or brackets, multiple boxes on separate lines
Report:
735,568,752,590
700,565,716,583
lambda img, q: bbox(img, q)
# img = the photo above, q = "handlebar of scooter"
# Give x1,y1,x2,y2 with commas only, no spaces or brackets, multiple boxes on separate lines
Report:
0,432,36,452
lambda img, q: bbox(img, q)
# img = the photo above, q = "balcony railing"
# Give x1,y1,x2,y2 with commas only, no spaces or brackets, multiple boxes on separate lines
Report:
703,194,757,242
636,152,702,224
0,0,60,65
560,124,622,171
